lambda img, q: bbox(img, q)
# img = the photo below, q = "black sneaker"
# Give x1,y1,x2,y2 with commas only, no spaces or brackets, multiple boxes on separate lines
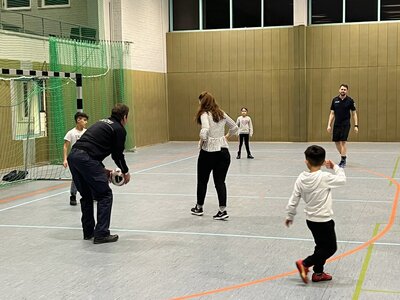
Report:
70,195,77,206
83,235,94,240
338,160,346,168
213,210,229,220
93,234,119,244
236,153,241,159
191,206,203,216
247,154,254,159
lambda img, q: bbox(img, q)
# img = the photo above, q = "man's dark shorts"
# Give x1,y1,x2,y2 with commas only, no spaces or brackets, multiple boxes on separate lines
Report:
332,124,351,142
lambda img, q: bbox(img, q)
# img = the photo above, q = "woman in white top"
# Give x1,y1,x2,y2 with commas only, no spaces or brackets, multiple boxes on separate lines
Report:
191,91,238,220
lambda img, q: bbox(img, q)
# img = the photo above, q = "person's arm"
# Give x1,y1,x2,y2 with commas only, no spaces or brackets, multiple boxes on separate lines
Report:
249,117,253,137
111,126,130,183
325,161,346,188
327,110,335,133
352,110,358,133
63,140,70,168
285,178,302,227
199,113,210,141
225,113,239,138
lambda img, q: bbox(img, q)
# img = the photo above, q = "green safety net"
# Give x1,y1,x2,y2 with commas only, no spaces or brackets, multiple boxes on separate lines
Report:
0,37,133,187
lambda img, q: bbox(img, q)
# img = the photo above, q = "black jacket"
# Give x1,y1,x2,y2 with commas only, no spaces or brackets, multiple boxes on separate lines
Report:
73,116,129,173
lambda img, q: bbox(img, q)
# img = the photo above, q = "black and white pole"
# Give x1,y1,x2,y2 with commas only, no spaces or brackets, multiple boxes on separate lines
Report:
0,68,83,112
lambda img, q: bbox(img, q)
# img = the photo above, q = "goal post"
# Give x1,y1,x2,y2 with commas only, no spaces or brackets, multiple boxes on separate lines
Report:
0,68,83,186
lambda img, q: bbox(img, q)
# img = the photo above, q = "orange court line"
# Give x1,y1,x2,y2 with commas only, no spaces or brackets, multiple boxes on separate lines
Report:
170,167,400,300
0,182,70,204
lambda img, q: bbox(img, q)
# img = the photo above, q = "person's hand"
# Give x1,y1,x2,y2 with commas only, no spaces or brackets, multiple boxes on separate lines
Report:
123,172,131,184
325,160,335,169
63,160,68,168
225,134,229,140
105,169,112,182
354,127,359,134
327,126,332,133
285,219,293,227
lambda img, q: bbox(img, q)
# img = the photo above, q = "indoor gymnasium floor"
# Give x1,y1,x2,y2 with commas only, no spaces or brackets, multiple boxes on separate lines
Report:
0,141,399,300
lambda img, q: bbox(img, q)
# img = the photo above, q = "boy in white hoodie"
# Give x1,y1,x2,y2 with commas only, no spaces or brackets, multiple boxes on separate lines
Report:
285,145,346,284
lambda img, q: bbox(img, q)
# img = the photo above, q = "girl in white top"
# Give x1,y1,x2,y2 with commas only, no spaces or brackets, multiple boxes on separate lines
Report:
191,91,238,220
63,112,89,205
236,107,254,159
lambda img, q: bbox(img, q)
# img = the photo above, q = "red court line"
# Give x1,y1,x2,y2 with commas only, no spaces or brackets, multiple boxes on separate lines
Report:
0,182,70,204
170,168,400,300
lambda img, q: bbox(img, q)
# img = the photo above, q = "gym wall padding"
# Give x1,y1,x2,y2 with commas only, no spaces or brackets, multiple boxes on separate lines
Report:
167,23,400,142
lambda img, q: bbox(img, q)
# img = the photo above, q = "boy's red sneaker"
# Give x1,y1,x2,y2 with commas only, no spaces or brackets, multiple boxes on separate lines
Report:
312,272,332,282
295,260,309,284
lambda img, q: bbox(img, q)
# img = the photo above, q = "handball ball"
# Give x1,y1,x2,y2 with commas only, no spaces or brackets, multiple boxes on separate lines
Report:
111,168,125,186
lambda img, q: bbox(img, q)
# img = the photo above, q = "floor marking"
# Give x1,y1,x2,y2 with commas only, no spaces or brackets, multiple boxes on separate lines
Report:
170,168,400,299
133,155,197,174
1,224,400,246
389,156,400,186
352,223,380,300
361,289,400,294
113,192,393,204
137,172,398,181
0,182,69,204
0,191,68,212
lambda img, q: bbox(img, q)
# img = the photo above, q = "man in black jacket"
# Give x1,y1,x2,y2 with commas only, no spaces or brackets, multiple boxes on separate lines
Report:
68,103,131,244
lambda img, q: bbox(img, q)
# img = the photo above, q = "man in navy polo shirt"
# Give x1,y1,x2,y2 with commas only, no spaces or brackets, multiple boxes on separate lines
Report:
327,84,358,168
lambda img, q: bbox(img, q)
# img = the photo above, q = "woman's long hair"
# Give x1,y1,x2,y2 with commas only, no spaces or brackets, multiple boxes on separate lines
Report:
195,91,224,125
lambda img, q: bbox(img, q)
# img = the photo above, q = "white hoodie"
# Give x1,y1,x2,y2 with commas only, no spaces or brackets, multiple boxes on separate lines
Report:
286,165,346,222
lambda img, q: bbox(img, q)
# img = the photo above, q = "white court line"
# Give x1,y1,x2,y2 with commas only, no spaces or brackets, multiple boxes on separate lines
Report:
114,192,393,203
134,172,398,181
0,191,68,212
0,223,399,247
133,155,197,174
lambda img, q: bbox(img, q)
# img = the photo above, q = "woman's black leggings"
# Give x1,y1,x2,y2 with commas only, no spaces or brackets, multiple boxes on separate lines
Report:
197,148,231,207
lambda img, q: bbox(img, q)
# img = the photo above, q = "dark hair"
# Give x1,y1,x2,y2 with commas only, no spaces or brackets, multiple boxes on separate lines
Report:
241,107,248,112
195,91,224,124
111,103,129,121
304,145,326,167
340,84,349,89
74,112,89,123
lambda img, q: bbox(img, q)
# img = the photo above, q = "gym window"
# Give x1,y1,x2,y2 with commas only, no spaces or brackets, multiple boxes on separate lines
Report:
3,0,31,10
381,0,400,21
346,0,377,22
11,79,47,140
172,0,199,31
203,0,230,30
41,0,70,9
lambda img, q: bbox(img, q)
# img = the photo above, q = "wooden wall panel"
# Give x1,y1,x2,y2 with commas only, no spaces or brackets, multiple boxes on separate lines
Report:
133,70,168,146
378,25,388,67
220,32,230,71
349,25,360,68
167,23,400,142
387,23,397,66
212,31,221,72
262,71,272,140
377,67,388,141
254,71,263,140
229,31,238,71
245,30,255,70
180,33,189,72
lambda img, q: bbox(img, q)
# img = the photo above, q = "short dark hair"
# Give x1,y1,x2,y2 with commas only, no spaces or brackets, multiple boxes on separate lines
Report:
74,112,89,123
111,103,129,121
304,145,326,167
241,107,248,112
340,83,349,89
